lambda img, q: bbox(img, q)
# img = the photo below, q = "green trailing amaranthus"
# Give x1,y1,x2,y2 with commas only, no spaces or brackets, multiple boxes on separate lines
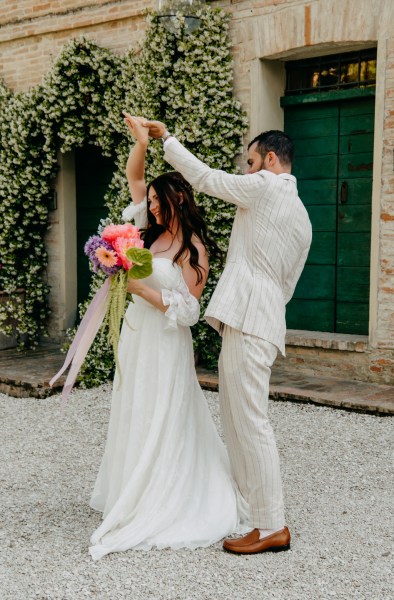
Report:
103,270,129,375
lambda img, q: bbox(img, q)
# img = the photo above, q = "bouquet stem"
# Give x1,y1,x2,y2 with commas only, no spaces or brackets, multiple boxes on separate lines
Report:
104,269,129,374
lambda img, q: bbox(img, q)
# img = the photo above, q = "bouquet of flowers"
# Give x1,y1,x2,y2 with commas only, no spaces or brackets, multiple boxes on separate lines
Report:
84,222,152,362
51,221,152,412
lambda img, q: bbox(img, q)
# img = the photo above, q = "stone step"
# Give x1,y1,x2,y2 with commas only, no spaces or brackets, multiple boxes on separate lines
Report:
269,368,394,415
0,343,66,398
197,366,394,415
0,345,393,415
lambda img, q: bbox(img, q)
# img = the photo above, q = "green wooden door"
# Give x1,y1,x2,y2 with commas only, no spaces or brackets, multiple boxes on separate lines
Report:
284,96,374,334
75,146,114,305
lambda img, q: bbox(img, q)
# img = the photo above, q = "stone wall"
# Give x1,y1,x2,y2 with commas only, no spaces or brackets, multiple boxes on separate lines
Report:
378,36,394,350
276,331,394,385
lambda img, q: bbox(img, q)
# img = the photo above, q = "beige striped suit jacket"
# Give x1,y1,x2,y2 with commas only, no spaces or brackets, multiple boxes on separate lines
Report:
164,138,312,356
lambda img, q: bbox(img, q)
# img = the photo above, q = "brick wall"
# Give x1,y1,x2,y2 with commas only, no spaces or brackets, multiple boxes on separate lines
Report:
276,344,394,385
0,1,154,90
0,1,260,94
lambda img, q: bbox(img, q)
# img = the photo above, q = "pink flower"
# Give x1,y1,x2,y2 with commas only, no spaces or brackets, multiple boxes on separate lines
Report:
101,223,141,244
95,246,118,268
113,237,144,270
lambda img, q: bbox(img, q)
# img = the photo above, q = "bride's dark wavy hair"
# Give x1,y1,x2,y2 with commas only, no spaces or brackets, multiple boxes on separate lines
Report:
143,171,222,285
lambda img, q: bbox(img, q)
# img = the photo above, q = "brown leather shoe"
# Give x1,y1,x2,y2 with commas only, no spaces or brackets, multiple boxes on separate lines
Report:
223,527,291,554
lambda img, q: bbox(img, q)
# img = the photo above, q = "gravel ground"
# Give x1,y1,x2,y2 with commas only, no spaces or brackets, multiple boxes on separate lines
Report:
0,385,393,600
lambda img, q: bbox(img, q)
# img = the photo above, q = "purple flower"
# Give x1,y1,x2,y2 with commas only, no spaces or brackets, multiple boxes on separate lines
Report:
84,235,107,256
84,235,120,275
101,263,121,276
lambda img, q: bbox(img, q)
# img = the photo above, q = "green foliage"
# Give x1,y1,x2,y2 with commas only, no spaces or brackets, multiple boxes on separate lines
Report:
0,39,123,347
0,6,247,378
126,248,154,279
0,86,53,344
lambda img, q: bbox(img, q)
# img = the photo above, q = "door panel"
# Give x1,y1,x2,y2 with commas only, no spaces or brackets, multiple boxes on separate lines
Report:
337,205,372,232
335,178,372,205
285,103,339,120
297,179,337,205
294,155,338,180
336,267,370,302
75,146,114,306
336,302,369,334
284,95,374,334
286,116,339,139
339,132,374,155
295,136,338,157
286,300,335,331
307,205,337,231
292,265,335,300
286,103,338,331
339,152,373,178
340,114,374,135
337,232,371,267
340,98,375,116
336,97,374,332
307,232,336,264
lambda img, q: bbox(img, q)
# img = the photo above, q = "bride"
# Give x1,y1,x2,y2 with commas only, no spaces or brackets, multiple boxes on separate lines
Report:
88,115,247,559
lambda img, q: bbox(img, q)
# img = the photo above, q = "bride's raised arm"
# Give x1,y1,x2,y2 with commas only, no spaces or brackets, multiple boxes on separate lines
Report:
123,112,149,204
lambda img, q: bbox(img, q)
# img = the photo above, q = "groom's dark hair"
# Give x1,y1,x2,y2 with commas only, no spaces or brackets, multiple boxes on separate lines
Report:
248,130,295,166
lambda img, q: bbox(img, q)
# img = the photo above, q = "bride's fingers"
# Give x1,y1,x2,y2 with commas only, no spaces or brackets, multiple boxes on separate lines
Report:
126,115,140,127
123,111,142,128
129,116,142,131
122,110,133,121
123,114,150,144
131,116,150,129
125,115,138,126
122,113,145,122
124,119,136,137
122,112,151,132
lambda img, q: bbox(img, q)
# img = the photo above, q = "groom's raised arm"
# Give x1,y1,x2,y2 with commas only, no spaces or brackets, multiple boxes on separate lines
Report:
142,117,271,208
163,136,269,209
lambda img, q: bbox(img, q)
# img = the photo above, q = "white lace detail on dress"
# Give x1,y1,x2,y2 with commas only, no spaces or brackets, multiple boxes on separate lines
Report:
122,197,148,229
162,279,200,328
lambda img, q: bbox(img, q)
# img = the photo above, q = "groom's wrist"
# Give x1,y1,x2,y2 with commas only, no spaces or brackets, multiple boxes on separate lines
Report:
160,131,172,144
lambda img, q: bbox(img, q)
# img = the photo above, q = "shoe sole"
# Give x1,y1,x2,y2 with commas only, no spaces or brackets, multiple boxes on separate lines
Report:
223,543,291,555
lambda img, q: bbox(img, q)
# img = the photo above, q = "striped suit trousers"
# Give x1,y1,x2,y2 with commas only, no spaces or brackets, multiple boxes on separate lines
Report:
219,325,285,529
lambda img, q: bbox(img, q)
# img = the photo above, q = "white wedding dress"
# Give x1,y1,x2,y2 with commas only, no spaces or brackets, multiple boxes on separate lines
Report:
89,256,248,560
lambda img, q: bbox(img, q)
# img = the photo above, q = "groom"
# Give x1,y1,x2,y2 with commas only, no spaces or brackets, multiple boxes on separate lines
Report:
144,120,312,554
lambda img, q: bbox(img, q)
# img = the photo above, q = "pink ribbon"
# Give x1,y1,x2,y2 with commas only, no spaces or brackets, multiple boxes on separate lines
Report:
50,278,111,414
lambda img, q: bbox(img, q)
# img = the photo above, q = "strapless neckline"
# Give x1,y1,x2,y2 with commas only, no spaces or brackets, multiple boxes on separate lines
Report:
152,257,182,269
